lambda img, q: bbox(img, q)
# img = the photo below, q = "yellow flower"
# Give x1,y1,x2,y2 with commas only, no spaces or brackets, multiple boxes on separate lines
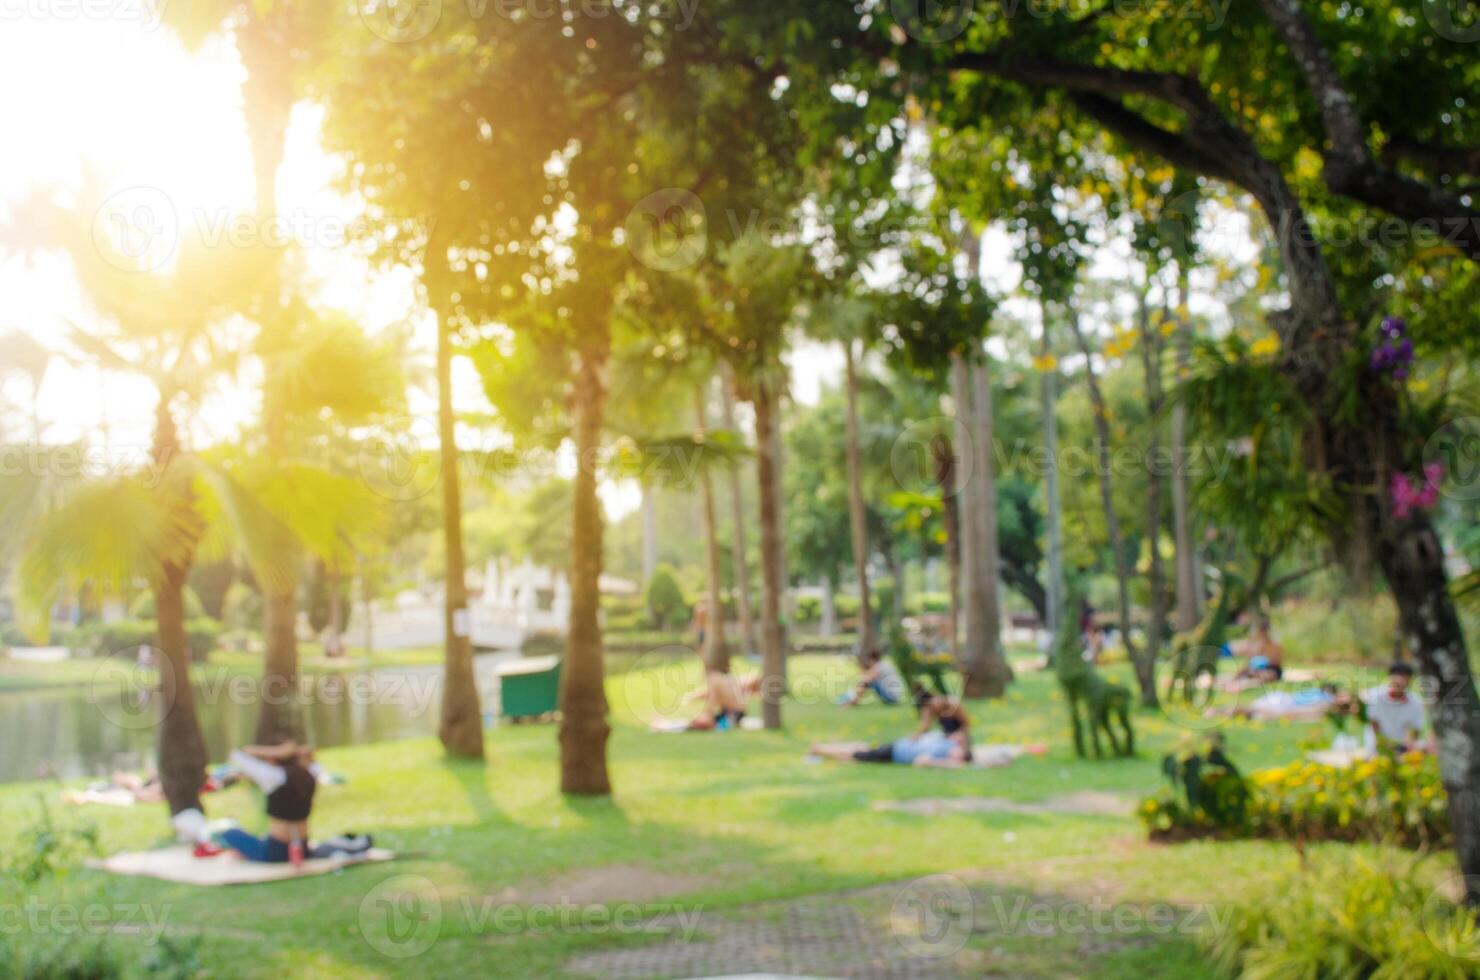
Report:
1250,335,1281,357
1032,353,1059,372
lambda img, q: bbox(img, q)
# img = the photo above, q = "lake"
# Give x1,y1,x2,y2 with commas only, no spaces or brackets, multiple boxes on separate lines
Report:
0,667,450,785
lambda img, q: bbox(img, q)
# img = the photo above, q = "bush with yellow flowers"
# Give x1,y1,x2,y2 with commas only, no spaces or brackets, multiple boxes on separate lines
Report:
1248,751,1450,849
1140,749,1451,848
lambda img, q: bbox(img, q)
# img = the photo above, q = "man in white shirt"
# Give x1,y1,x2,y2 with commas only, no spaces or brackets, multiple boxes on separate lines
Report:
1361,662,1429,753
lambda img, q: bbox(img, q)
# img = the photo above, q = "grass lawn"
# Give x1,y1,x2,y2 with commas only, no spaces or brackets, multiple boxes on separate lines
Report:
0,653,1452,978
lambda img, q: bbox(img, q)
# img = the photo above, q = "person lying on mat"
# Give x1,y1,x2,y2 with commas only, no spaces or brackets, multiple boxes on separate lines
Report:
211,741,369,863
837,648,906,707
682,670,762,730
809,729,973,767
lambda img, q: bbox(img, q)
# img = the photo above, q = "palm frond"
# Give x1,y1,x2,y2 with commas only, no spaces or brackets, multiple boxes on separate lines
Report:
15,475,198,640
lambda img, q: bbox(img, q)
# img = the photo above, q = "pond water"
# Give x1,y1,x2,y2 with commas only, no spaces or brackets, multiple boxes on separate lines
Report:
0,668,446,785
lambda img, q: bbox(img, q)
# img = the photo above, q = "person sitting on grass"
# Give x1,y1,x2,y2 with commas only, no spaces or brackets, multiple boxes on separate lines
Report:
1362,662,1431,755
836,648,906,707
210,741,369,863
680,670,762,731
1226,621,1285,690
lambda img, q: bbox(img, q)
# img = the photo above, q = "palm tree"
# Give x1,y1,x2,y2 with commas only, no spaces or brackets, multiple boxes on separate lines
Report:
3,192,294,816
718,236,810,730
157,0,338,744
717,362,759,658
248,305,400,739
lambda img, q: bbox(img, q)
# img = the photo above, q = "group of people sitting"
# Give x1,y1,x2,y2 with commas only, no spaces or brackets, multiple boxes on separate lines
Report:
1229,661,1432,755
153,741,372,865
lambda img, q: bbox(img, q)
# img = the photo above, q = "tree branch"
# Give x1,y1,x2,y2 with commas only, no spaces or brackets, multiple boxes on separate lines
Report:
1256,0,1480,261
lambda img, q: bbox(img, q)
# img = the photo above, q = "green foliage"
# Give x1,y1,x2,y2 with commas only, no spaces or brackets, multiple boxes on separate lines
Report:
63,618,222,663
137,937,204,980
3,797,98,885
644,566,688,631
1205,855,1480,980
1143,738,1249,837
0,937,126,980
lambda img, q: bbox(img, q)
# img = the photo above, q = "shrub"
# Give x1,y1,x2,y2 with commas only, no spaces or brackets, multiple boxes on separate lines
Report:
1205,855,1480,979
1140,746,1451,849
0,938,127,980
1247,752,1450,849
645,566,687,630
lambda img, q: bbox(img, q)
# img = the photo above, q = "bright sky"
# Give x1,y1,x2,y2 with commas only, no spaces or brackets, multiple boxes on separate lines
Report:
0,13,1249,519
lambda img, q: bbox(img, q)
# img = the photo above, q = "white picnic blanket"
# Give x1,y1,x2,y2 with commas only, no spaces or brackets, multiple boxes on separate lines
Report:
88,846,394,886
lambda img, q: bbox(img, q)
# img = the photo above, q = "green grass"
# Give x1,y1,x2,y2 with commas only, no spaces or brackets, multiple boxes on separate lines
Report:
0,654,1453,978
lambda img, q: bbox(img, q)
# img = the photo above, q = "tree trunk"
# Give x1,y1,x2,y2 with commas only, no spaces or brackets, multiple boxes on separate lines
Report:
431,258,484,760
241,14,304,748
949,353,983,683
1067,307,1150,702
966,355,1012,697
1170,265,1200,631
559,341,613,795
1137,289,1167,708
1378,513,1480,905
934,433,962,659
325,563,346,658
820,574,838,637
719,363,759,658
751,381,788,730
1038,299,1066,641
150,395,206,818
155,564,207,817
886,548,906,626
842,340,875,658
694,383,730,673
640,487,658,588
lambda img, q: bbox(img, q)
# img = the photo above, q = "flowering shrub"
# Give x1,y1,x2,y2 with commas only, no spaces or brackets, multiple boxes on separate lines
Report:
1370,315,1414,380
1140,751,1450,849
1391,463,1443,520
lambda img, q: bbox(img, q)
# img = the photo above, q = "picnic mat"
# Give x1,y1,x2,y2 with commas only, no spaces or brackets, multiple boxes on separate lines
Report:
87,846,395,886
63,788,140,807
650,717,765,733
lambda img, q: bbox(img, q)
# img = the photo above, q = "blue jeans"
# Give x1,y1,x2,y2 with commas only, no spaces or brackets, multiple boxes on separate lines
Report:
868,680,901,706
218,828,290,863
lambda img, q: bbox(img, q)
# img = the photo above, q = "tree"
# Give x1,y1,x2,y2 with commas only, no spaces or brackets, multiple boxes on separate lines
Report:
4,189,292,817
862,1,1480,893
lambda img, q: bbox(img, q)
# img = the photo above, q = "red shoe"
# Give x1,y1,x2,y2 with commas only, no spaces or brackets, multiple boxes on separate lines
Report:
193,843,224,858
